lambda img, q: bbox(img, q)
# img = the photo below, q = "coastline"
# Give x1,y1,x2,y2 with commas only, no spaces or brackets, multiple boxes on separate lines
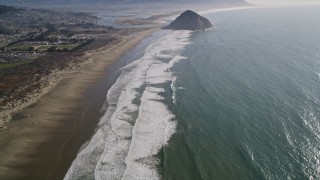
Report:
0,4,255,179
0,28,158,179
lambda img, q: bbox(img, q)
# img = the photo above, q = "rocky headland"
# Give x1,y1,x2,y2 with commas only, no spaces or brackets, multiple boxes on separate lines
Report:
164,10,213,31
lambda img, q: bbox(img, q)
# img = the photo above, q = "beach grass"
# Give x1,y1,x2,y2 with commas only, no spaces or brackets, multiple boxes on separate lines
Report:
0,59,34,70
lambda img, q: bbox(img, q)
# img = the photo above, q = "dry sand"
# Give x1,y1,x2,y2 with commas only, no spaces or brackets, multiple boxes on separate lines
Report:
0,28,158,180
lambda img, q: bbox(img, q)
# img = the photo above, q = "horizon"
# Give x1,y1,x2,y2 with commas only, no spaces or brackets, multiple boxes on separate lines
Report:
0,0,320,9
247,0,320,6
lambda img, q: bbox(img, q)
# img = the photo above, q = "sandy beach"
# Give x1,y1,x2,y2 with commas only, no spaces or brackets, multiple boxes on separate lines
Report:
0,28,158,180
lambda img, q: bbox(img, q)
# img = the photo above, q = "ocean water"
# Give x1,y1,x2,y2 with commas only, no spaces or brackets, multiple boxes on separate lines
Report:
65,6,320,180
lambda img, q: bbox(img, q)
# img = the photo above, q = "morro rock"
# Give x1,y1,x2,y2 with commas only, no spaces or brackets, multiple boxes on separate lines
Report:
164,10,213,31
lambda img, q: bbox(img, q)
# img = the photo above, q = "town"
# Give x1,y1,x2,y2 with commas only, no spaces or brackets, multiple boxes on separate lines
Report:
0,4,113,68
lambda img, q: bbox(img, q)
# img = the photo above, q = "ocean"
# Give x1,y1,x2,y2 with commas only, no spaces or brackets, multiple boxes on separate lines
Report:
65,6,320,180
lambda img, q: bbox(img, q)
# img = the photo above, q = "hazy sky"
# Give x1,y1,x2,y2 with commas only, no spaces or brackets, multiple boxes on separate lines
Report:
1,0,320,6
246,0,320,6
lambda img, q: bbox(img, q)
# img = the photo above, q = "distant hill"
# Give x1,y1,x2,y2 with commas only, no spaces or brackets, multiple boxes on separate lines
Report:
0,0,246,6
0,4,23,13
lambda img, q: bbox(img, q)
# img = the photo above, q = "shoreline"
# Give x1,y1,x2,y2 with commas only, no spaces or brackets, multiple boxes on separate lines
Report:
0,5,253,179
0,28,158,179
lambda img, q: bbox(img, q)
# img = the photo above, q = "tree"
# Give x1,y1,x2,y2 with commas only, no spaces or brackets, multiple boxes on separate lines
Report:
62,48,69,52
47,46,57,52
28,47,35,52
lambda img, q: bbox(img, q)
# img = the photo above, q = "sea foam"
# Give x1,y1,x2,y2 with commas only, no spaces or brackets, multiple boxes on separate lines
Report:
64,30,191,180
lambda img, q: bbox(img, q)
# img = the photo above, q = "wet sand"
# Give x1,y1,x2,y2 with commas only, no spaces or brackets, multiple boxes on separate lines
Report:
0,28,158,180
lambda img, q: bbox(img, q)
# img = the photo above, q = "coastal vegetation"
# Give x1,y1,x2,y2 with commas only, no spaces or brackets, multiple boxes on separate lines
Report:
0,59,34,70
0,4,119,131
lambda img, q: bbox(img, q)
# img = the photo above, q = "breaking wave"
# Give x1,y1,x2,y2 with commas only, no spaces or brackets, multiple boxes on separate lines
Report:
64,30,191,180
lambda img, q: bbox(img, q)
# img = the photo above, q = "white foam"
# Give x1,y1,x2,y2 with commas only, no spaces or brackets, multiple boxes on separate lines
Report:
64,30,191,180
170,76,177,104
